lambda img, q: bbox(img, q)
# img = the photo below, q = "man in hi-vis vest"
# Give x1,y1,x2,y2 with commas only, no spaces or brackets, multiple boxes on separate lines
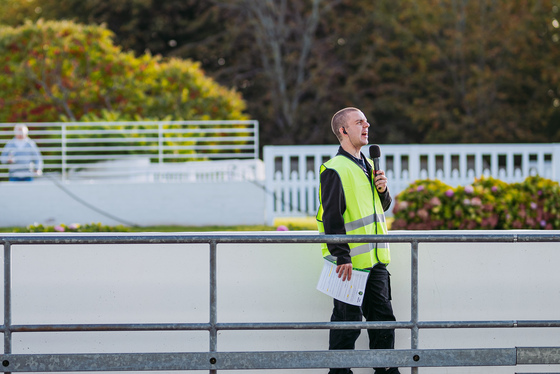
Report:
316,107,400,374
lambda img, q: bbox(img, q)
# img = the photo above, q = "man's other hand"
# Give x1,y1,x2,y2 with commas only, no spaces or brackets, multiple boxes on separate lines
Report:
336,263,353,281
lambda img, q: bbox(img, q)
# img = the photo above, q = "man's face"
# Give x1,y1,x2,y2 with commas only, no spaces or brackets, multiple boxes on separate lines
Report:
14,126,27,139
344,110,370,146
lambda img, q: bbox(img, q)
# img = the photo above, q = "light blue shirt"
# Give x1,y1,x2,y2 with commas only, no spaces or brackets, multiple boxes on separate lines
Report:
1,138,43,179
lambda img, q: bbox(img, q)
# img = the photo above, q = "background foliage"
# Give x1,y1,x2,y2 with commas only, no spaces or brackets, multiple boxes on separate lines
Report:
392,175,560,230
0,0,559,147
0,19,247,123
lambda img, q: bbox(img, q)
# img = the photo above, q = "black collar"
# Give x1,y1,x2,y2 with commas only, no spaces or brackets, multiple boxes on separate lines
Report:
336,146,371,177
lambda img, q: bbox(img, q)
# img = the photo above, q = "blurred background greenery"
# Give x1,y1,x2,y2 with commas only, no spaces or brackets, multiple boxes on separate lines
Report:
1,0,559,149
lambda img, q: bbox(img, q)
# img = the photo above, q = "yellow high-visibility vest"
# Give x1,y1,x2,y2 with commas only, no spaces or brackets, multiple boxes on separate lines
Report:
316,155,390,269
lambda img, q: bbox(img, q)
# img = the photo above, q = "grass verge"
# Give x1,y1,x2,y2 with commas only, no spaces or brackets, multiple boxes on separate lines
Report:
0,217,394,233
0,217,319,233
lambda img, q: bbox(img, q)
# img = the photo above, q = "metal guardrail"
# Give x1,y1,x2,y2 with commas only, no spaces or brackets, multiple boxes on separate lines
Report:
1,232,559,373
0,121,259,181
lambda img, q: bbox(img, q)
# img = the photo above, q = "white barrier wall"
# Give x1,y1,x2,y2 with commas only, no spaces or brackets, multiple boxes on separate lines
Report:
0,180,266,227
4,231,560,374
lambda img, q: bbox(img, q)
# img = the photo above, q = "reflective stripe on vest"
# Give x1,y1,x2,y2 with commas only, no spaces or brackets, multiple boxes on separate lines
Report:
316,155,390,269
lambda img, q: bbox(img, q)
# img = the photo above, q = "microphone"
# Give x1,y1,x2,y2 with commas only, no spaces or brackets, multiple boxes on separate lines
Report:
369,144,381,173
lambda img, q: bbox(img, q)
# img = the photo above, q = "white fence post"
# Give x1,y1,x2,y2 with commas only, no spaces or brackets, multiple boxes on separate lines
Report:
554,144,560,181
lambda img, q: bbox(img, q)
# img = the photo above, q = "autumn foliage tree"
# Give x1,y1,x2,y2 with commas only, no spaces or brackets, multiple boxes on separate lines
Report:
0,19,247,123
1,0,559,146
187,0,560,145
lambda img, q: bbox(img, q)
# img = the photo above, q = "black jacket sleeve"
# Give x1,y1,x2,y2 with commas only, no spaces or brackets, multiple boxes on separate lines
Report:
378,188,393,212
320,168,352,265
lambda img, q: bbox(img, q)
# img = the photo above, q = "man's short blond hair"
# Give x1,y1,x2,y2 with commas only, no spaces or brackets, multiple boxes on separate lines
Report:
331,107,360,142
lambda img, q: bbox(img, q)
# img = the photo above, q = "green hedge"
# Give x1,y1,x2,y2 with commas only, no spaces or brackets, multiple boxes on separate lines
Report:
391,176,560,230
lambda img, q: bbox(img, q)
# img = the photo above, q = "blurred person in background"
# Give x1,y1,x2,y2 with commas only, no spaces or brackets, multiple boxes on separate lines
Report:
1,124,43,181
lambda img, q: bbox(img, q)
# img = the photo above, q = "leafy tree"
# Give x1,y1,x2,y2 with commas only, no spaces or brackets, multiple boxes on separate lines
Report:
326,0,560,144
211,0,343,145
2,0,560,146
0,19,247,123
0,0,41,26
0,0,342,145
0,0,219,58
196,0,560,145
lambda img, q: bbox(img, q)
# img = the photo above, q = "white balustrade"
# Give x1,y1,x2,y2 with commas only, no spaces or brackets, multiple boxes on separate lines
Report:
264,144,560,224
0,120,259,182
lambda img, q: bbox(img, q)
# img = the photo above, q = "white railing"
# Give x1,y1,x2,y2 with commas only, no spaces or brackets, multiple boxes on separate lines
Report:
263,144,560,223
0,121,259,182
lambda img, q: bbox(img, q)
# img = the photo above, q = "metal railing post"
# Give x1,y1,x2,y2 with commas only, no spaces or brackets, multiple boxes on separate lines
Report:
410,240,419,374
209,240,218,374
3,241,12,374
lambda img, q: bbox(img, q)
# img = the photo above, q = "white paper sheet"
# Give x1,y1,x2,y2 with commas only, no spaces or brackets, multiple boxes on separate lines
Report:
316,259,369,306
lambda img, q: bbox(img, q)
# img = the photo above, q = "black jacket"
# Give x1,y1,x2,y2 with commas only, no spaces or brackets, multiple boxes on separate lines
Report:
319,146,392,265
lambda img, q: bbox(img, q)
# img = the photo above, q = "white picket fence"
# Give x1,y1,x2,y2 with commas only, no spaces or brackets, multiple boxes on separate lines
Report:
263,144,560,224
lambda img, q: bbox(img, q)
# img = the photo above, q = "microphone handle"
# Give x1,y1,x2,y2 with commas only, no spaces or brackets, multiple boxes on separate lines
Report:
373,158,380,173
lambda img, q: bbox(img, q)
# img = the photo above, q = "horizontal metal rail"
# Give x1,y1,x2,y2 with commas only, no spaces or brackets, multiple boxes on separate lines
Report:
0,121,259,181
2,232,559,245
0,349,525,371
1,232,559,373
2,319,560,334
0,347,559,372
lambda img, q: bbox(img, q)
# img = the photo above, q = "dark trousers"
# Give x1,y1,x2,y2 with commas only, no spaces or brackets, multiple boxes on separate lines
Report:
328,264,400,374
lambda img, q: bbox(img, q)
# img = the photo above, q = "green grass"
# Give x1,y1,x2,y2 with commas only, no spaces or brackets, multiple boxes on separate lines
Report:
0,227,22,233
0,217,319,233
128,225,280,232
0,217,395,233
0,225,278,233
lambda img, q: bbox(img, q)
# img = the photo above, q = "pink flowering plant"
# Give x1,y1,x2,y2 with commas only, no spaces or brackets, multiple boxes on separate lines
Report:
392,175,560,230
501,176,560,229
17,223,130,233
391,179,451,230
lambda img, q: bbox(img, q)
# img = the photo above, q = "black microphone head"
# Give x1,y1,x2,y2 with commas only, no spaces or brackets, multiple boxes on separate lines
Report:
369,144,381,159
